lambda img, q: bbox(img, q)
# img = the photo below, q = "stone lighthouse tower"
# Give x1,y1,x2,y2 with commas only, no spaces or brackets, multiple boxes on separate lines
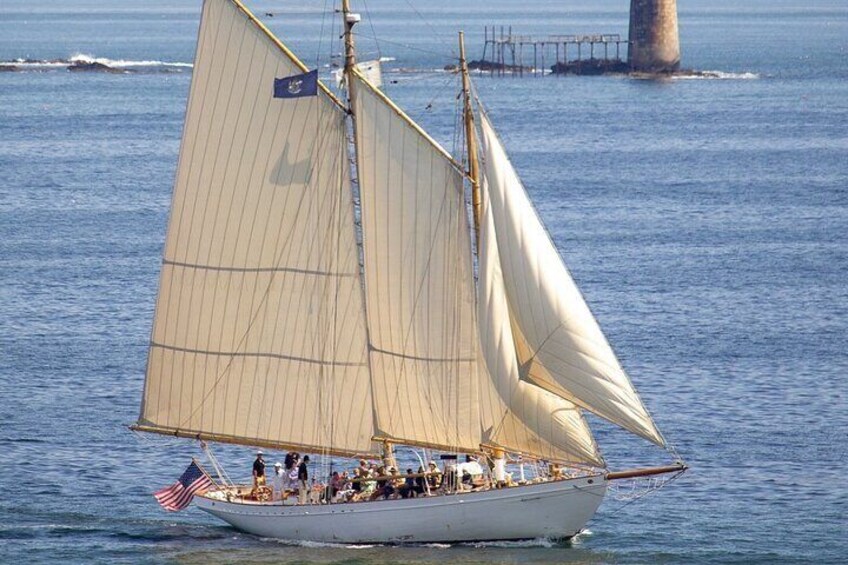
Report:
628,0,680,72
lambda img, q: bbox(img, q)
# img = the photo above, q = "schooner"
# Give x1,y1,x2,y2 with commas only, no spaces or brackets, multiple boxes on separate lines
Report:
132,0,686,543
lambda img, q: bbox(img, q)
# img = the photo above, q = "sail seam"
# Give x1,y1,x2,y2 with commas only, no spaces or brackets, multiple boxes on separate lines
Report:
151,342,367,367
163,258,358,278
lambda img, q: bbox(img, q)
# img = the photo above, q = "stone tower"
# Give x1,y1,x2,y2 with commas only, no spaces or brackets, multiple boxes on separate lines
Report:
628,0,680,72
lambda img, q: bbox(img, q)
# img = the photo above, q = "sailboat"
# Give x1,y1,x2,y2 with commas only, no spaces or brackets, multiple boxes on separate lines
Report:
132,0,686,544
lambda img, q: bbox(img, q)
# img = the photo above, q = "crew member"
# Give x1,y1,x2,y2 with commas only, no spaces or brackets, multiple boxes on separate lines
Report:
297,455,310,504
251,450,266,498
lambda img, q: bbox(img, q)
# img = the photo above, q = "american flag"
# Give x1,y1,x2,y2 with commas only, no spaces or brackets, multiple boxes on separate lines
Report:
154,461,214,511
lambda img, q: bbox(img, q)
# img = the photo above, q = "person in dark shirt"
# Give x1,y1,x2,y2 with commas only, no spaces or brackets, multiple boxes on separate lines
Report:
297,455,310,504
251,451,266,498
399,468,417,499
414,466,427,496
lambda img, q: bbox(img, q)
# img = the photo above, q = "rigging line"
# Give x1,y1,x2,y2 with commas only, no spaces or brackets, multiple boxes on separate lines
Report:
316,0,330,69
403,71,461,130
605,468,686,514
399,0,454,59
351,32,458,61
358,0,382,62
424,70,460,113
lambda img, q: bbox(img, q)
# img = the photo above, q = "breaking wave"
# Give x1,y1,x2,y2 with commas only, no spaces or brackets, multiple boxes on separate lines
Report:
673,70,760,80
0,53,192,73
462,537,562,549
68,53,193,69
260,538,377,548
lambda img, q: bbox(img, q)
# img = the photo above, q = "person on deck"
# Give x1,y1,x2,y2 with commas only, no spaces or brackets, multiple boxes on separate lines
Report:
399,468,417,499
352,459,368,496
272,462,285,501
251,451,266,497
327,471,343,502
461,468,473,491
371,465,394,500
426,460,442,490
287,453,300,490
414,466,427,496
297,455,310,504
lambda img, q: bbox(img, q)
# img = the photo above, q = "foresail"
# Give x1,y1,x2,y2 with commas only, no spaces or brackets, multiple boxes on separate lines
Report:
478,111,665,447
477,177,604,466
138,0,375,457
352,72,482,454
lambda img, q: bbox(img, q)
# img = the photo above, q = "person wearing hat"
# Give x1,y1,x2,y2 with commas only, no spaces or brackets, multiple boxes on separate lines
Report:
272,462,286,501
251,450,266,498
426,460,442,491
297,455,310,504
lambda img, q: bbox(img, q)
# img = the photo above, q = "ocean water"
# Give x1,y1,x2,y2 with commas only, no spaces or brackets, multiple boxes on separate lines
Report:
1,1,846,563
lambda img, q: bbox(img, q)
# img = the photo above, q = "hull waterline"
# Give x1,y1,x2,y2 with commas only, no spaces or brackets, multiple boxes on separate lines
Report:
194,475,607,543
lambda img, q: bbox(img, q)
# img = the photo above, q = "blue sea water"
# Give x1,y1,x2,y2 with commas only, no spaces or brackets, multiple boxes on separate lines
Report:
1,1,846,563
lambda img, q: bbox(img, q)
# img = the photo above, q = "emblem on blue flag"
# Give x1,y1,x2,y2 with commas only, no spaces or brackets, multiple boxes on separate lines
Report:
274,69,319,99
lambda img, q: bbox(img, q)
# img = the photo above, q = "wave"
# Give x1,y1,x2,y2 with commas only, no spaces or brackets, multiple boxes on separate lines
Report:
69,53,193,69
0,53,192,73
259,537,377,548
462,537,562,549
673,70,760,80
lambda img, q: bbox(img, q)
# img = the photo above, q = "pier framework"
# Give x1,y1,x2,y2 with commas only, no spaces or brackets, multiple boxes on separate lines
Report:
479,26,628,76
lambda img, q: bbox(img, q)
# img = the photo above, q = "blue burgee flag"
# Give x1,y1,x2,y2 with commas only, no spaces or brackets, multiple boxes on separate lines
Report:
273,69,319,99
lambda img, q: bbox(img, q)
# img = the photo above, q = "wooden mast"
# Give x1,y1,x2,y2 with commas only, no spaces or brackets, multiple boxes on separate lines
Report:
341,0,357,81
459,31,481,241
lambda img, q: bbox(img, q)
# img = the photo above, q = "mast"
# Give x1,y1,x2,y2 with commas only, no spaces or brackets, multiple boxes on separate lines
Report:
341,0,359,99
459,31,482,243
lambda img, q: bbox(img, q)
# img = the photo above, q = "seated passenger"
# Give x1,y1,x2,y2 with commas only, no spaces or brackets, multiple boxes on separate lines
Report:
371,466,395,500
327,471,343,502
414,466,427,496
426,461,442,490
399,468,417,498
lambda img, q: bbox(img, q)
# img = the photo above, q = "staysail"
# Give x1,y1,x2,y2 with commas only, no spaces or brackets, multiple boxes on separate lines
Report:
137,0,376,457
478,110,665,446
477,176,604,466
351,71,482,454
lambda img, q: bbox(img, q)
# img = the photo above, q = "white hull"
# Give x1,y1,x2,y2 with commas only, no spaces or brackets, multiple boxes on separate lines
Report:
195,475,607,543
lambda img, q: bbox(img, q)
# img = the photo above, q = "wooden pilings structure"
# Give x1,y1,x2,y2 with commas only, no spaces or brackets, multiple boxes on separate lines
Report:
479,26,629,76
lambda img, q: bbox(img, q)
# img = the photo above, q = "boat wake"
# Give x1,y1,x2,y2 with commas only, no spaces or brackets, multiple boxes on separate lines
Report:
256,535,583,549
0,53,193,73
259,538,378,549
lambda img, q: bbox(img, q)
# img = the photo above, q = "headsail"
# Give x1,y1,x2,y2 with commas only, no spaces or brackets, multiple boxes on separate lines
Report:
137,0,376,457
477,176,604,466
478,110,665,447
351,71,482,454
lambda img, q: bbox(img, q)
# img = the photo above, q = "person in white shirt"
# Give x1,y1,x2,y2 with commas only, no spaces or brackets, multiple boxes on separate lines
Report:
272,462,286,501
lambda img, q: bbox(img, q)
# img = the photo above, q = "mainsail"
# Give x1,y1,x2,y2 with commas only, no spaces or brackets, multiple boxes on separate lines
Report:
352,71,482,454
137,0,376,456
478,110,665,446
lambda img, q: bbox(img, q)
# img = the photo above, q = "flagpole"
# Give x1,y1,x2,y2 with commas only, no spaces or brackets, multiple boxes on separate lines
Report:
191,457,219,487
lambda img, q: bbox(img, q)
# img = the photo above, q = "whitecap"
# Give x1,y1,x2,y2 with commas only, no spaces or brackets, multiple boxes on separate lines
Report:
673,70,760,80
69,53,193,69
